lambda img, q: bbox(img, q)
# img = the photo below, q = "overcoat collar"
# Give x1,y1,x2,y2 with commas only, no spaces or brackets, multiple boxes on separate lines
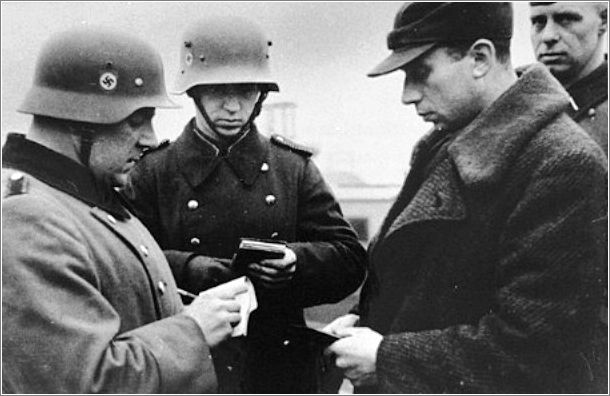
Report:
2,133,130,220
175,118,269,188
448,63,570,187
566,60,608,120
384,63,570,237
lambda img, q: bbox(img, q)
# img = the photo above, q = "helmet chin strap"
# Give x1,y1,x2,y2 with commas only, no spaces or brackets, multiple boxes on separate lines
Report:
66,121,96,168
78,133,95,167
191,90,268,138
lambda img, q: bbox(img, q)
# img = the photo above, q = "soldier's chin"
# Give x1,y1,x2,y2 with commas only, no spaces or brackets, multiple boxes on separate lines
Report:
215,125,243,137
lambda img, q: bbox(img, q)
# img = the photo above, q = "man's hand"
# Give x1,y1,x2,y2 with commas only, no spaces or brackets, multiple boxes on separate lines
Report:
326,327,383,388
247,247,296,289
323,313,360,336
184,279,247,347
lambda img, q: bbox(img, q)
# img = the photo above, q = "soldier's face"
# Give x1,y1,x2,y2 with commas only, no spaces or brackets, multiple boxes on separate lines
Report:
530,3,607,84
195,84,261,138
88,108,157,187
400,47,481,132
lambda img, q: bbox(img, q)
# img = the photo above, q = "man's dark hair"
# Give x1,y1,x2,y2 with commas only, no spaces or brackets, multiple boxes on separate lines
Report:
441,39,511,64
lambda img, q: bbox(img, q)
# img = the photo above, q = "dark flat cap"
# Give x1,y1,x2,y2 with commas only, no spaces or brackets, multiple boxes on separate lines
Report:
368,2,513,77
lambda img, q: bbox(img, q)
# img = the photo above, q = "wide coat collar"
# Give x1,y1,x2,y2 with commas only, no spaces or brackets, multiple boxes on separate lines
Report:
174,118,269,188
2,133,130,220
385,63,570,238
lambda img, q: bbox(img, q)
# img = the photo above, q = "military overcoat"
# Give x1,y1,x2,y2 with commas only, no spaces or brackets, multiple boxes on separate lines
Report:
126,121,366,393
2,134,216,393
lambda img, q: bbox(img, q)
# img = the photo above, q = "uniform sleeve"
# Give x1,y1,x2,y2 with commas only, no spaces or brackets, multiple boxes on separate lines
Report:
374,150,608,392
1,195,217,394
288,159,367,307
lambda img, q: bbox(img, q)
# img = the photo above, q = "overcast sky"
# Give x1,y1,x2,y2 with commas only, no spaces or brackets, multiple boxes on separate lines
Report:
1,2,538,184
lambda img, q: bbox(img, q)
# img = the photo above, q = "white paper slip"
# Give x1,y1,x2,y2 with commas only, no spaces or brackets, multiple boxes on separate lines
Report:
227,276,257,337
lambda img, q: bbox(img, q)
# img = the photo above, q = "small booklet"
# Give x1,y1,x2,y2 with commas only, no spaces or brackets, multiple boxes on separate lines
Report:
232,238,287,273
285,324,340,348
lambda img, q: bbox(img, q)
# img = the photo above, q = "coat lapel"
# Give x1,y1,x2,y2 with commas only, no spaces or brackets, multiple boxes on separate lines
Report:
385,158,466,239
384,64,570,241
175,120,268,188
225,126,268,187
175,121,221,189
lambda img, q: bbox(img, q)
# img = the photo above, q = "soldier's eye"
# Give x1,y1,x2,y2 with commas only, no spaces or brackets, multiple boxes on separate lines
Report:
530,15,547,31
555,12,582,26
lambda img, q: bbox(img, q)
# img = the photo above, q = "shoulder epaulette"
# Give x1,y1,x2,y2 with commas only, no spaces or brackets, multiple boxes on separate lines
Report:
270,135,313,158
141,139,170,157
2,170,29,198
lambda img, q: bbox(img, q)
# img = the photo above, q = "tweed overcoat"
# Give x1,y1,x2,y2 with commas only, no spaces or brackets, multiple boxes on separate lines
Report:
358,64,608,393
2,134,216,393
126,122,366,393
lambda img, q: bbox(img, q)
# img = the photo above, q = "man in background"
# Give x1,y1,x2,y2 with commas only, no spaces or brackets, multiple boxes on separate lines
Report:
530,2,608,155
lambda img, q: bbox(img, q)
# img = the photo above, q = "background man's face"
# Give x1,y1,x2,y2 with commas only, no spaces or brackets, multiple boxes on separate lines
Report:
400,47,480,132
530,2,606,83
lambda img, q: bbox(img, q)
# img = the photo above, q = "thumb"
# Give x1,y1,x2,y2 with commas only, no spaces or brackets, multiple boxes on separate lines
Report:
334,326,359,338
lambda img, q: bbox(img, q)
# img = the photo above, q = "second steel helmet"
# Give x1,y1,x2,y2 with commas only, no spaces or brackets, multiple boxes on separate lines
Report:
18,26,178,124
173,16,279,94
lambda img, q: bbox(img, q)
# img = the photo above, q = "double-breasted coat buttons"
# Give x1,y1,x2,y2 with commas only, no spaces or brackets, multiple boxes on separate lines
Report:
265,194,276,205
190,237,201,246
187,199,199,210
260,162,269,172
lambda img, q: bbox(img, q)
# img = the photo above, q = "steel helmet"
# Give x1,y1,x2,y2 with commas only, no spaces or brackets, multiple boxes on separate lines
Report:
173,16,279,94
18,26,177,124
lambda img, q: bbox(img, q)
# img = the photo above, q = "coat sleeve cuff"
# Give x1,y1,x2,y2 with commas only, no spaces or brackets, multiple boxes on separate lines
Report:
163,250,198,284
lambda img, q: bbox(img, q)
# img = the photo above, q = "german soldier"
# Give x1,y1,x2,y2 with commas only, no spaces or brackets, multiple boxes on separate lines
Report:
124,17,367,393
2,27,247,393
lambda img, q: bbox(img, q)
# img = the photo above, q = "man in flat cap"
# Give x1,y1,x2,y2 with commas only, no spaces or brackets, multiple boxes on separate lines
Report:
325,2,608,393
530,2,608,155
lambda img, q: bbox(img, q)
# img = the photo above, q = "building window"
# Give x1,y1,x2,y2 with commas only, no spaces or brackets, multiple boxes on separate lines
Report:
348,217,369,241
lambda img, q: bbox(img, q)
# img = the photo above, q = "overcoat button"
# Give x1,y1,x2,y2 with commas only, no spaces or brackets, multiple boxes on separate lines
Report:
270,232,279,239
227,365,233,371
187,199,199,210
190,237,201,246
283,339,290,346
260,162,269,172
107,214,117,224
140,245,149,256
157,281,166,295
265,194,276,205
588,108,596,117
